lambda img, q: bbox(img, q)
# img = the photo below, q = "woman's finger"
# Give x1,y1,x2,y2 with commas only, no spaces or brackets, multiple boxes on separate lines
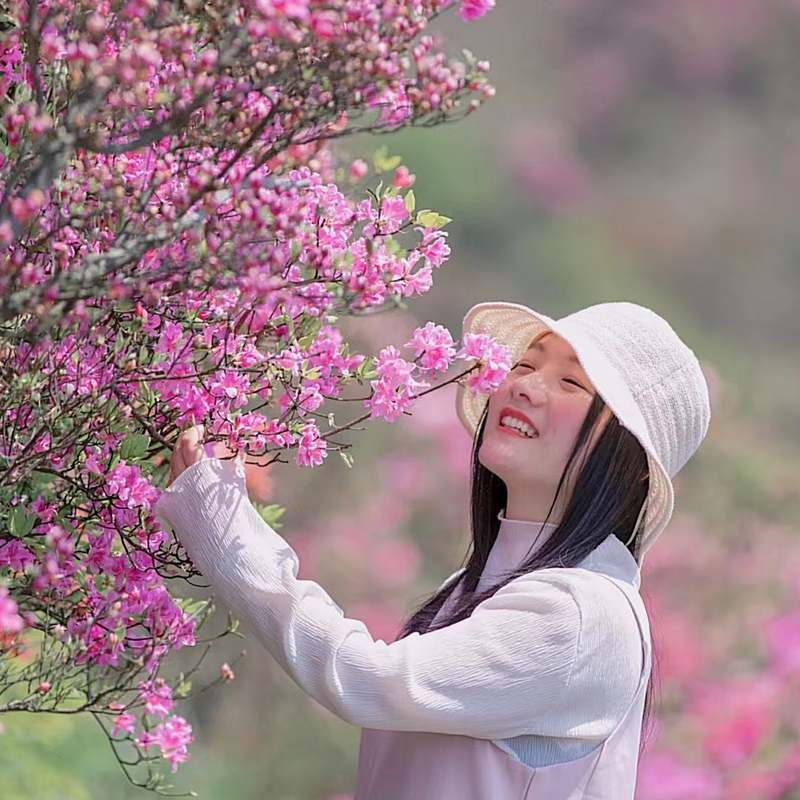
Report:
166,425,205,487
181,425,205,466
167,445,185,488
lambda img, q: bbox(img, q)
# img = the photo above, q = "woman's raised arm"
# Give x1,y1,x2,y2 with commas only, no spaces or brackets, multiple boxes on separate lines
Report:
155,457,603,741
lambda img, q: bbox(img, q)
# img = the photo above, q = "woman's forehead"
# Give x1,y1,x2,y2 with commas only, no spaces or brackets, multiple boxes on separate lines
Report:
525,331,580,363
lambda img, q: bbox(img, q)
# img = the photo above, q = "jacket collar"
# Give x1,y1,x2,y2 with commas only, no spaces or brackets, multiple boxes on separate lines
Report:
576,534,641,590
495,508,641,591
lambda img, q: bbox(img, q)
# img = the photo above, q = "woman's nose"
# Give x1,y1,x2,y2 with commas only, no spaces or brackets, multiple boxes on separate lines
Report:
510,372,547,405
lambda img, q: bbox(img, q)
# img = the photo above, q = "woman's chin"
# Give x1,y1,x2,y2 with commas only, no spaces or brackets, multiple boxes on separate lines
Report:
478,439,522,479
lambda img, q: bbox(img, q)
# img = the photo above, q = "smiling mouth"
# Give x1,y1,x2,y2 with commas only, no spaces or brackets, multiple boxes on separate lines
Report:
497,419,539,440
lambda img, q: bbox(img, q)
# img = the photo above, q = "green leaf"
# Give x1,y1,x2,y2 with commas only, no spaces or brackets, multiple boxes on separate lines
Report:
404,190,416,214
355,357,374,379
254,503,286,530
373,146,402,173
119,433,150,460
9,507,36,539
415,210,452,230
179,598,209,617
226,613,246,638
339,452,354,468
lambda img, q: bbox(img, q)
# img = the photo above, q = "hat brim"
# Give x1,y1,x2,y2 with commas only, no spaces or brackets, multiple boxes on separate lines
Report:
455,301,674,563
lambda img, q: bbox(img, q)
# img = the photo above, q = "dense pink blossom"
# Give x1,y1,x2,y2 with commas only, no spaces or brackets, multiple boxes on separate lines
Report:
0,540,35,572
364,345,433,423
209,370,252,409
155,321,185,354
105,462,160,510
295,423,328,467
405,322,457,373
455,333,513,395
0,0,498,784
138,677,175,719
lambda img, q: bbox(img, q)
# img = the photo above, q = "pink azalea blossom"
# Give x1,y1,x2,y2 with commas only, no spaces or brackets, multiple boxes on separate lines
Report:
296,422,328,467
456,0,496,22
393,166,415,189
419,230,451,268
0,540,35,572
138,677,174,719
154,321,185,354
105,461,160,510
209,370,251,408
135,714,193,773
349,159,368,182
363,345,431,423
0,587,24,634
455,333,513,395
405,322,457,373
112,712,137,737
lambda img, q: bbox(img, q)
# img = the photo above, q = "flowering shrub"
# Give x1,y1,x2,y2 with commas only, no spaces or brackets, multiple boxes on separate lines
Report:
0,0,509,791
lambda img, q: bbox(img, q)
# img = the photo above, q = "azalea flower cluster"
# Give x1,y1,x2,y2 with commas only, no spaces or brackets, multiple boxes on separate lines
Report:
0,0,503,790
0,0,495,322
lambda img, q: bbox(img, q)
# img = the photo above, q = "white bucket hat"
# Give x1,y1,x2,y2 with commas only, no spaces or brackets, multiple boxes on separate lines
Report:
455,301,711,562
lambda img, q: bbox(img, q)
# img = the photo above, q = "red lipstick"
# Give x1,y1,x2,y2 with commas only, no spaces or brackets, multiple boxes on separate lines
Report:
497,407,539,439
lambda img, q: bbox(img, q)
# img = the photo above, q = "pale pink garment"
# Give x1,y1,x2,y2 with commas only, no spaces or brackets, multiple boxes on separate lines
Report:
355,545,651,800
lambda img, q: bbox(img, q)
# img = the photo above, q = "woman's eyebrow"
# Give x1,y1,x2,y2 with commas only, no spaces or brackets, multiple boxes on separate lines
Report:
528,339,581,366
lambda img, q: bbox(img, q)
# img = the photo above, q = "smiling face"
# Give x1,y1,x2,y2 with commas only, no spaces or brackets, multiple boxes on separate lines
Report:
478,330,611,522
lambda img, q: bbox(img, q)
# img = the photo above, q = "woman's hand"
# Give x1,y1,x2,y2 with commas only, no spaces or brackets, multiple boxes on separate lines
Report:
167,425,207,488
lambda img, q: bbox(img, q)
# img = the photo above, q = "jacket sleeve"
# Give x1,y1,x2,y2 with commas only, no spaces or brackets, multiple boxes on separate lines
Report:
153,458,586,740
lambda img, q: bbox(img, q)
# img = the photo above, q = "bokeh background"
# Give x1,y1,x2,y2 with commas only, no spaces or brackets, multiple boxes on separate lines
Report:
5,1,800,797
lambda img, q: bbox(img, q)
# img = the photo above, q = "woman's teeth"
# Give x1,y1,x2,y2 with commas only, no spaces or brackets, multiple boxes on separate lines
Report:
499,415,538,438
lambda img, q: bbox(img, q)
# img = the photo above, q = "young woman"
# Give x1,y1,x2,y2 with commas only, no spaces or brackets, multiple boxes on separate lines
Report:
155,300,711,799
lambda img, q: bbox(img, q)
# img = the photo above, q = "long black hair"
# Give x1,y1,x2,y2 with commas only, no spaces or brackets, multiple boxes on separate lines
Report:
396,390,660,756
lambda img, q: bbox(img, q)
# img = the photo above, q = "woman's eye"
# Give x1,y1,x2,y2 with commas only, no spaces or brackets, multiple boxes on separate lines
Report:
513,363,586,390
